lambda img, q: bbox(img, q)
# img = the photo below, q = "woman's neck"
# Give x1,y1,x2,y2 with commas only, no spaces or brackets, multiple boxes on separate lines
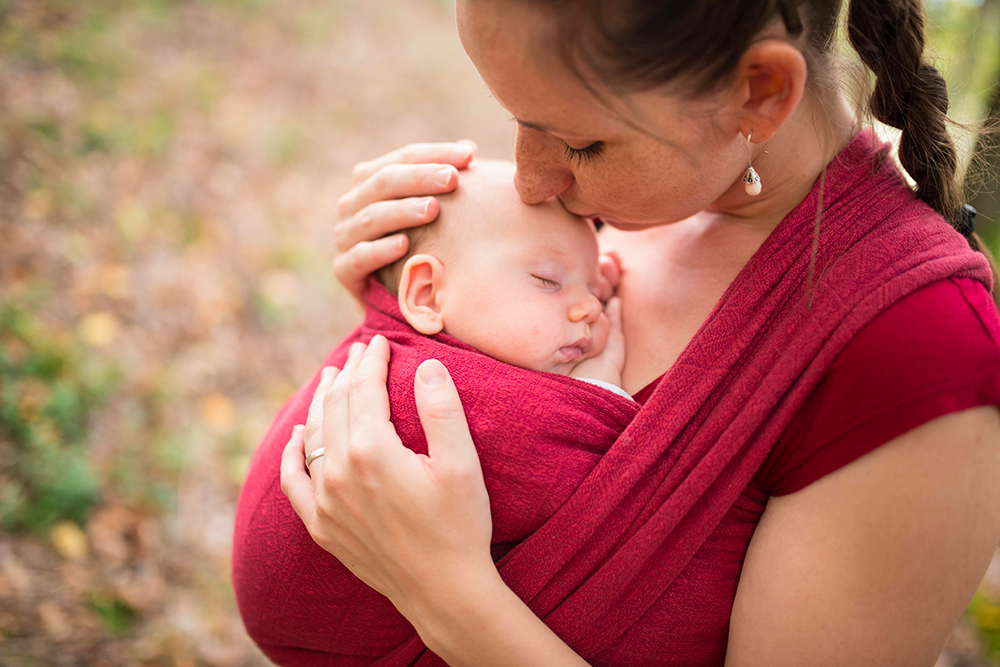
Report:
705,90,861,236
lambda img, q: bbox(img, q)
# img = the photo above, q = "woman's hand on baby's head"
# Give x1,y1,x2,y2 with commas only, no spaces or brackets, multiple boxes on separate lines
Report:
333,141,478,302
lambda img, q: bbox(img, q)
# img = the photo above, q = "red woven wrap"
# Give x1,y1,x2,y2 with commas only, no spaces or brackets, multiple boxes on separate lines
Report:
232,130,993,666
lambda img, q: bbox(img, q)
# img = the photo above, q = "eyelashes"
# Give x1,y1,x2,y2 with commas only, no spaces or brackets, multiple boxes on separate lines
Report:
563,141,604,166
532,275,561,290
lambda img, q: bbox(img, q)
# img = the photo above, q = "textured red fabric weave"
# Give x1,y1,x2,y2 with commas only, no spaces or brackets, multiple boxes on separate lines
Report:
233,282,639,665
631,276,1000,496
233,130,993,666
760,275,1000,494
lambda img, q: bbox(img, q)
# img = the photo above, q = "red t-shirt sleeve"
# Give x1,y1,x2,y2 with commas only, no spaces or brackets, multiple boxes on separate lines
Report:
757,276,1000,496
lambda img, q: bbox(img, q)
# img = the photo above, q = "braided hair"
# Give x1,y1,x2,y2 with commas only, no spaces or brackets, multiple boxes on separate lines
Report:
847,0,997,290
848,0,957,221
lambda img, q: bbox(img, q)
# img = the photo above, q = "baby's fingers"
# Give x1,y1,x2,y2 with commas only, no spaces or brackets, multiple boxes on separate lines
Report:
603,295,622,325
604,297,626,354
597,249,623,303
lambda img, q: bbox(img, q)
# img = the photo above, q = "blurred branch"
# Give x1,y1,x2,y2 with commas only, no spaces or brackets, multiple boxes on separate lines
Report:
965,0,1000,235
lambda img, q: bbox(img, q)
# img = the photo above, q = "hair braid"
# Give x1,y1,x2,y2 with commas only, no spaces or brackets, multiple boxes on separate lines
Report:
846,0,961,223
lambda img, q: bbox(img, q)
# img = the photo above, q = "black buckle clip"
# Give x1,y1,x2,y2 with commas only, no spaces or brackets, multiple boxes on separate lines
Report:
959,204,977,239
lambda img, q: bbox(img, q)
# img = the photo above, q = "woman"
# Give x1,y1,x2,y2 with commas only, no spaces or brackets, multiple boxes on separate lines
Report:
239,0,1000,664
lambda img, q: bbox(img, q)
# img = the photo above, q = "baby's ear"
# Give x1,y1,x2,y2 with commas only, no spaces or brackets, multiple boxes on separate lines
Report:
398,254,446,335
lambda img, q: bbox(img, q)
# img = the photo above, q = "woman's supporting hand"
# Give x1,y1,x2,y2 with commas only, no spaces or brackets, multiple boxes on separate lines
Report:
334,141,478,300
280,336,496,624
280,338,596,666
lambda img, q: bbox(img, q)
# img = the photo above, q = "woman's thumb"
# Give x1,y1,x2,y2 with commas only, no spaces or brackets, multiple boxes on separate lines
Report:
414,359,482,474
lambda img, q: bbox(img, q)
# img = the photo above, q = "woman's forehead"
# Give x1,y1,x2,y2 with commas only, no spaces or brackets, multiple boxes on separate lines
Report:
457,0,619,138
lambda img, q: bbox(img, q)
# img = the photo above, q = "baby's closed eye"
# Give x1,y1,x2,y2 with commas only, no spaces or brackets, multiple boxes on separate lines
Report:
531,275,561,290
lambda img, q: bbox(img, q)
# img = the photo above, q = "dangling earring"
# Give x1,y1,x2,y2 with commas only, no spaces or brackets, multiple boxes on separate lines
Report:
743,131,762,196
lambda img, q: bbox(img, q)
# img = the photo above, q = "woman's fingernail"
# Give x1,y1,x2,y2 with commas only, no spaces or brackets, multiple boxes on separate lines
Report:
416,198,433,217
322,367,334,382
434,167,453,187
453,146,473,161
418,359,448,386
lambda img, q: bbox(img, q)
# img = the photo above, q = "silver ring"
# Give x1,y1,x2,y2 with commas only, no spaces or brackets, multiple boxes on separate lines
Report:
306,447,325,467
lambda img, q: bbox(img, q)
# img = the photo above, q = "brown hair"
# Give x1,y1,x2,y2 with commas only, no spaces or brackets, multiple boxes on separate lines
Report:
527,0,998,291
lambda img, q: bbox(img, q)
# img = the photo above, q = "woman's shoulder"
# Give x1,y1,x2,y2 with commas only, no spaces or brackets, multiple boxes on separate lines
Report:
756,276,1000,496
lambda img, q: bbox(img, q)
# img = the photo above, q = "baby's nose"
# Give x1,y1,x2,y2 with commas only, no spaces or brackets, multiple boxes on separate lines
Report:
568,293,602,324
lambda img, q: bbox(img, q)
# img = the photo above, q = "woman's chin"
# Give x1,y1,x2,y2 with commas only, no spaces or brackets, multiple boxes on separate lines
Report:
598,216,673,232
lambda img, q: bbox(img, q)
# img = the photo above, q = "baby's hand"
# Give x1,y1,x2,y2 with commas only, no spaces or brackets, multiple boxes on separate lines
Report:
569,297,625,388
597,248,622,304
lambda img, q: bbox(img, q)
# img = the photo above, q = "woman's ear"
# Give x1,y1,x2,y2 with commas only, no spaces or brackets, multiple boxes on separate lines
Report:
398,254,446,335
732,39,807,142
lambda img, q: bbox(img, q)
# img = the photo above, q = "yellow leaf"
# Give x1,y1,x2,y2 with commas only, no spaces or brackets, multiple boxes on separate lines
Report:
49,521,89,562
201,393,235,430
115,200,150,243
78,311,121,348
98,264,130,298
979,605,1000,631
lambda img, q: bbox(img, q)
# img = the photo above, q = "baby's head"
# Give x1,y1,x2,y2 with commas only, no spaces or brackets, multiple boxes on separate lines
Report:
377,160,609,375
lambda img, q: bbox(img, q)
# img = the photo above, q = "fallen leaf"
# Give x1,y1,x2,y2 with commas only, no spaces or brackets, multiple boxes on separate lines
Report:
98,264,130,298
115,199,151,243
78,311,121,348
49,522,89,562
0,545,32,595
87,505,137,564
111,561,166,613
200,393,235,431
37,601,71,640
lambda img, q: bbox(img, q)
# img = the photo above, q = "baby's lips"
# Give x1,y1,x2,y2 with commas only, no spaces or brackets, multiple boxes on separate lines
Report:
558,345,587,363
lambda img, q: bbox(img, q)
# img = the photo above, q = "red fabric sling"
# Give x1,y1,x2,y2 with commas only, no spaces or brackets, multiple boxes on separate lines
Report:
233,130,993,665
234,283,641,663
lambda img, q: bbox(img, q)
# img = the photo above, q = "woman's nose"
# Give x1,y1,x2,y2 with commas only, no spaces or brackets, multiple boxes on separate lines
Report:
513,127,575,204
568,292,602,324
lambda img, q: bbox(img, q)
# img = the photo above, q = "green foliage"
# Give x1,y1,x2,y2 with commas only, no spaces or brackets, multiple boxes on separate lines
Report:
88,592,136,635
967,591,1000,660
79,108,176,157
0,302,117,531
0,3,125,91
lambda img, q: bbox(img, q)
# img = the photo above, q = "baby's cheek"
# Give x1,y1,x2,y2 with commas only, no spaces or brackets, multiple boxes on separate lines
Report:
588,314,611,358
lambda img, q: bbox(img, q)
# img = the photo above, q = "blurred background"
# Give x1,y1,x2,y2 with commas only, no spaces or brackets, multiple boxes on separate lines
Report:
1,0,1000,665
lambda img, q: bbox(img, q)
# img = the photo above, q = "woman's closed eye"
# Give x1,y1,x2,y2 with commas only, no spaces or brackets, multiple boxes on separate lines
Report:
532,275,561,290
563,141,604,166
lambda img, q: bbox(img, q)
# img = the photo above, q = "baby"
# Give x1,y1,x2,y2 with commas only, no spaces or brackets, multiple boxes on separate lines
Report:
234,161,642,663
374,159,628,398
